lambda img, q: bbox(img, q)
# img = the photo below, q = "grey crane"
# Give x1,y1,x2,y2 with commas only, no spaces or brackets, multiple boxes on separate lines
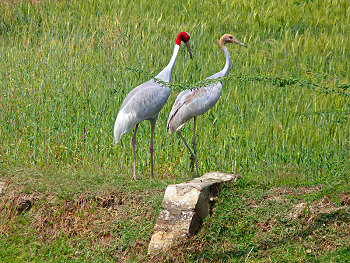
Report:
114,32,192,181
167,34,247,175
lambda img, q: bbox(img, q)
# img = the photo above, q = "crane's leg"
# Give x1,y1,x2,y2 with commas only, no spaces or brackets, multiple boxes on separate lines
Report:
177,130,196,172
150,124,155,179
132,123,139,181
192,117,199,176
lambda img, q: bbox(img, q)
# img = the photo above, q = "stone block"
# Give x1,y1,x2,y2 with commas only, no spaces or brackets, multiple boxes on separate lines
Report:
148,172,238,255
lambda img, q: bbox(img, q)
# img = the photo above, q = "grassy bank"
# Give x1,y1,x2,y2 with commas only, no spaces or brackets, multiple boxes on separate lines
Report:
0,175,348,262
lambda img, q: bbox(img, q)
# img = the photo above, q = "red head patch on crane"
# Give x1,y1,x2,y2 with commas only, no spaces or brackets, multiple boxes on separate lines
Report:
175,31,190,45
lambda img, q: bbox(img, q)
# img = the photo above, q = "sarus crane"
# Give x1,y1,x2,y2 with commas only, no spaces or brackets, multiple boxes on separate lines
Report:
167,34,247,175
114,32,192,180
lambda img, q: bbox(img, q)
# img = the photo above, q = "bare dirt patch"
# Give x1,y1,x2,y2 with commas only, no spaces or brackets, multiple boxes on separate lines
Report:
254,187,350,255
0,190,115,240
0,179,161,257
340,194,350,206
0,179,10,195
246,185,324,208
265,185,324,201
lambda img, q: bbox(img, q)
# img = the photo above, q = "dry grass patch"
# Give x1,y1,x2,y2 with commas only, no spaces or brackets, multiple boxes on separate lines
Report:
0,179,163,261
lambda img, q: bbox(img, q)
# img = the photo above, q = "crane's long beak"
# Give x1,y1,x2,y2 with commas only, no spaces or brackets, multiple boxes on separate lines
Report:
185,42,193,59
234,39,248,48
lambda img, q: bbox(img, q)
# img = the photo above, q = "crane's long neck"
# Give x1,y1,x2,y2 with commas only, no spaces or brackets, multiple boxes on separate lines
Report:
155,44,180,83
220,45,231,77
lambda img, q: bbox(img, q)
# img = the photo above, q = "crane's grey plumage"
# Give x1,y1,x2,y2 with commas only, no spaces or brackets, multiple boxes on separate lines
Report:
114,79,171,140
167,34,247,175
114,32,192,181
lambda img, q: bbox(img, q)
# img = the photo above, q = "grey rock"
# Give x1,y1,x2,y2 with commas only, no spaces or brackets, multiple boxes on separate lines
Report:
148,172,238,255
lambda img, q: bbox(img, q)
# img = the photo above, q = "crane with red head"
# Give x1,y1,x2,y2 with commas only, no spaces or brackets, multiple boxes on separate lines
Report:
114,32,192,180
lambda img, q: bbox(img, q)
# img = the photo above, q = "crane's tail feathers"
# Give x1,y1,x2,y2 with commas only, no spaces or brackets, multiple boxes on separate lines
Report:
166,119,175,135
167,126,175,135
114,129,123,145
167,108,181,135
114,123,125,145
114,112,137,145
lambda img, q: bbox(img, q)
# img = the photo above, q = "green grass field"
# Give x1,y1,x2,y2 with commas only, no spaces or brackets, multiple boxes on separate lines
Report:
0,0,349,262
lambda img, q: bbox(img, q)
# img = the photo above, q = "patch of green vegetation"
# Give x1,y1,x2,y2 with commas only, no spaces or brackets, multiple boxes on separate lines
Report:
0,0,349,261
0,0,349,182
156,181,350,262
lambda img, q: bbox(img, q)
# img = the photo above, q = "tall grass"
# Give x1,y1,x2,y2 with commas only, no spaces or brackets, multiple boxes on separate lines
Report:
0,0,349,184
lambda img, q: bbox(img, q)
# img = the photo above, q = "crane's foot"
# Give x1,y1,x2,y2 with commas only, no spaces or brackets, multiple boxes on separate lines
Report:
132,173,137,181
